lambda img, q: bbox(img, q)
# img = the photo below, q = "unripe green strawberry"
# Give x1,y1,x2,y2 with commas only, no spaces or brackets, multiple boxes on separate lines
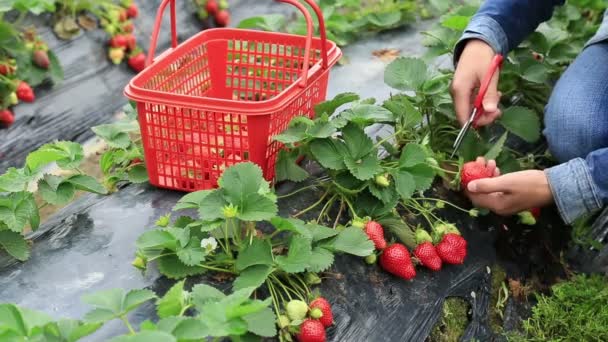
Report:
310,308,323,319
131,256,146,270
351,217,366,229
286,300,308,321
305,273,321,285
375,174,390,187
8,92,18,105
222,204,238,218
518,211,537,226
365,253,377,264
415,229,432,244
309,297,333,328
277,315,290,329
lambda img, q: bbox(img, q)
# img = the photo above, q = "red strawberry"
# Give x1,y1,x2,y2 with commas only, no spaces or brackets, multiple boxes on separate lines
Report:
33,50,50,69
530,207,541,219
119,9,128,22
309,297,333,328
110,34,128,49
460,161,493,188
297,319,326,342
16,81,35,102
414,242,442,271
0,63,15,75
436,233,467,265
365,221,387,250
215,10,230,27
206,0,219,15
123,22,134,33
379,244,416,280
128,52,146,73
0,109,15,127
127,3,139,18
124,34,136,51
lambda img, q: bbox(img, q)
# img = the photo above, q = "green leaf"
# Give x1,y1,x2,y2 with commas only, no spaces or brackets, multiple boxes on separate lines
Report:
0,231,29,261
236,238,273,271
123,289,157,312
51,319,102,342
392,170,416,200
306,247,334,272
522,63,549,84
441,15,470,30
340,104,395,125
239,194,278,222
109,331,176,342
484,132,508,160
219,163,277,221
275,236,312,273
309,139,347,170
136,230,177,251
307,224,339,242
26,141,84,171
342,123,374,159
174,190,213,211
368,182,398,204
156,280,187,319
344,154,382,181
198,191,227,221
275,150,309,183
191,284,226,310
498,106,541,143
332,227,374,257
383,97,422,128
66,175,108,195
237,14,286,31
176,240,206,266
269,217,313,240
407,164,436,191
274,122,308,144
128,165,149,184
307,120,336,139
0,193,37,233
0,168,30,192
0,304,26,336
314,92,360,117
38,176,75,205
399,143,426,168
47,50,63,85
82,289,123,323
92,121,139,149
384,57,428,91
158,255,206,279
171,318,209,340
233,265,273,291
243,307,277,337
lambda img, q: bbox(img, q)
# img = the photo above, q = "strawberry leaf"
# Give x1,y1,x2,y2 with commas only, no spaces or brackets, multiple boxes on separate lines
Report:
26,141,84,172
344,154,382,181
331,227,375,257
399,143,426,168
368,182,399,204
309,139,348,170
233,265,273,291
384,57,428,91
156,280,188,319
407,164,436,191
273,122,309,144
235,238,273,271
0,230,29,261
342,123,374,159
314,92,360,117
339,104,395,125
275,236,312,273
136,230,178,252
0,168,31,193
441,15,470,30
392,170,416,200
176,239,206,267
157,255,206,279
66,175,107,195
109,331,177,342
306,247,334,272
92,121,140,149
191,284,226,310
128,165,149,184
275,150,309,183
498,106,541,143
383,97,423,128
484,132,508,160
38,176,75,205
243,307,276,338
237,14,286,31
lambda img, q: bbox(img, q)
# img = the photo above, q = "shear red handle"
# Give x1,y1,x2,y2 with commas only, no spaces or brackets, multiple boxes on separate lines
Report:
472,54,504,125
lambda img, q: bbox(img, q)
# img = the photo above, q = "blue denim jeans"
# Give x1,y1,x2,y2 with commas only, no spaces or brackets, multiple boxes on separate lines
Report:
544,42,608,224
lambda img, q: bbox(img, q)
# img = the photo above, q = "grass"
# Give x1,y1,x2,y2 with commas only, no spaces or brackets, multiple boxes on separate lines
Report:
429,297,470,342
507,274,608,342
489,265,507,333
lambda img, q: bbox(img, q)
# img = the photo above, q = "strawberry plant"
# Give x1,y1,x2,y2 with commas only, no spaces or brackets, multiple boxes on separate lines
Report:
92,104,147,191
0,141,107,261
238,0,420,47
194,0,231,27
133,162,374,340
0,283,276,341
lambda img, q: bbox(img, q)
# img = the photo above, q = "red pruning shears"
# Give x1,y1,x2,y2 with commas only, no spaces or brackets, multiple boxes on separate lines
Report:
451,54,504,158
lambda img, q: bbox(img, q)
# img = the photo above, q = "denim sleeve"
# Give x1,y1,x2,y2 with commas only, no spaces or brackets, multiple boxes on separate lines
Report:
454,0,565,61
545,148,608,224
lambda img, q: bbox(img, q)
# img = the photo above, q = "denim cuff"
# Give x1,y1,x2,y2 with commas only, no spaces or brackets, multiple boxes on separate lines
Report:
545,158,603,224
453,15,509,65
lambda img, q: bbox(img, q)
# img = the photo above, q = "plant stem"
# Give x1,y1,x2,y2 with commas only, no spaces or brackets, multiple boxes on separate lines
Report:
223,221,233,259
333,200,345,229
120,316,135,335
416,197,471,213
293,189,330,218
277,183,319,199
266,280,283,319
373,128,405,149
200,264,235,274
317,194,337,223
178,304,193,316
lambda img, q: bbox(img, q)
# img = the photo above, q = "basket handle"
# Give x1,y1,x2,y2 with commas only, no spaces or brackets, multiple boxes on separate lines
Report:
146,0,330,88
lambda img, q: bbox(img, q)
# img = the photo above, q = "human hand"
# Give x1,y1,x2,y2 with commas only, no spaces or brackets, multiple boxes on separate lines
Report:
451,39,502,127
464,157,554,216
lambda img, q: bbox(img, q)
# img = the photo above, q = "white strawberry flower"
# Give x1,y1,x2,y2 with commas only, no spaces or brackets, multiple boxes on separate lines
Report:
201,237,218,253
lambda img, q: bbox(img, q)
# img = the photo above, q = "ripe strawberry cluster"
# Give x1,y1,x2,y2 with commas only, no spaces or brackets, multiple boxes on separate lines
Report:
358,219,468,281
104,1,145,73
196,0,231,27
282,297,334,342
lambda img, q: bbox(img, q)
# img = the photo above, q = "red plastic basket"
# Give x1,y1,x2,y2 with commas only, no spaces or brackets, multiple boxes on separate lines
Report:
124,0,341,191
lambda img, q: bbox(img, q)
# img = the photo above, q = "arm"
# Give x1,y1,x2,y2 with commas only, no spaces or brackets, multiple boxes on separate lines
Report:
455,0,565,60
546,149,608,224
